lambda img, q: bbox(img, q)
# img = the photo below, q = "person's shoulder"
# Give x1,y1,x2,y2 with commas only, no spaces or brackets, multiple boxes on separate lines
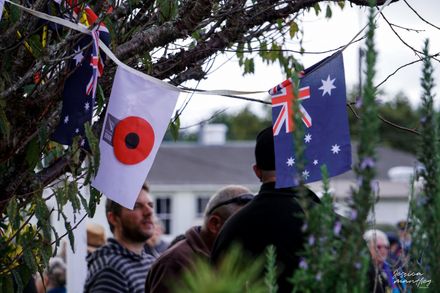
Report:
154,238,192,265
85,266,128,293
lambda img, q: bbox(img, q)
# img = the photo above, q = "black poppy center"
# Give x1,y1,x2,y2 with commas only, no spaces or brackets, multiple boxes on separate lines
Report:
125,132,139,149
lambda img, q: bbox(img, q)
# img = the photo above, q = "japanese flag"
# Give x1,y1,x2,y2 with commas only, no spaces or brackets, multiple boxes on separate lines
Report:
92,66,179,208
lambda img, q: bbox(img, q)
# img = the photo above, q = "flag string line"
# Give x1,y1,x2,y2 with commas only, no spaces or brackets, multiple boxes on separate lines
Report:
4,0,267,98
4,0,392,100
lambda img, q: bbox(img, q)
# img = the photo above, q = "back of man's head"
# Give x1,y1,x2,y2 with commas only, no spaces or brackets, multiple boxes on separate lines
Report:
204,185,252,220
255,126,275,171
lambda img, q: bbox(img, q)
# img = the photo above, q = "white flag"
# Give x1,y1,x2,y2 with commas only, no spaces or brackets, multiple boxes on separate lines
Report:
92,66,179,209
0,0,5,21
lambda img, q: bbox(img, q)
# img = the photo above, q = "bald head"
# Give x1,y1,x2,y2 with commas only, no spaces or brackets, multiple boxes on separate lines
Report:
200,185,253,250
204,185,253,219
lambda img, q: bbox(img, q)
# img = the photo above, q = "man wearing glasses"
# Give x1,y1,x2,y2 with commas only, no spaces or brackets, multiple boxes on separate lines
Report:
145,185,253,293
210,126,320,293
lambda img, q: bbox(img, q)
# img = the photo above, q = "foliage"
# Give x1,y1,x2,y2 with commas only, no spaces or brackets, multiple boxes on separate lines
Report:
292,3,379,292
348,90,420,154
176,244,266,293
408,39,440,292
210,106,271,140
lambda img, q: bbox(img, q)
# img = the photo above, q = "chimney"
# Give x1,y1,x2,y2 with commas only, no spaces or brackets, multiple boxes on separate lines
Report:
198,124,228,145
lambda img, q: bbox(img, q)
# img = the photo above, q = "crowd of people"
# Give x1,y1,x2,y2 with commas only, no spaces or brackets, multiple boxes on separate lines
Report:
30,126,412,293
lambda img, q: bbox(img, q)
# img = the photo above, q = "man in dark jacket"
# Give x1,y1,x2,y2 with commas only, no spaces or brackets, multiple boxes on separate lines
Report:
145,185,253,293
210,126,320,293
84,185,156,293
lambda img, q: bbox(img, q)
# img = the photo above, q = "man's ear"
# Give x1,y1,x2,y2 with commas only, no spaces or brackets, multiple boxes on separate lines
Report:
207,214,223,235
107,212,118,229
253,164,262,181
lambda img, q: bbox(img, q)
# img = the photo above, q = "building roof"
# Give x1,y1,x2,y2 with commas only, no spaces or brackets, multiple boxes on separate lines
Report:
147,141,418,186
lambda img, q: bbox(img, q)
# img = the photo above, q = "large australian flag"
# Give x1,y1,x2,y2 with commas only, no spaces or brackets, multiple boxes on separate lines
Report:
270,52,352,188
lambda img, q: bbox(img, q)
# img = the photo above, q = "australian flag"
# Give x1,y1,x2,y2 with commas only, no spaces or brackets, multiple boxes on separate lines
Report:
51,6,110,146
270,52,351,188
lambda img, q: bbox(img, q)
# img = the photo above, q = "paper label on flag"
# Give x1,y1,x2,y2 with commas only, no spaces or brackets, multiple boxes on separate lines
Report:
270,52,352,188
92,66,179,209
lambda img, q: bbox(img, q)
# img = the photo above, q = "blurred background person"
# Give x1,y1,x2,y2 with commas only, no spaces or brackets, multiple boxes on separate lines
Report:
36,257,66,293
87,223,107,255
145,217,169,258
364,229,406,293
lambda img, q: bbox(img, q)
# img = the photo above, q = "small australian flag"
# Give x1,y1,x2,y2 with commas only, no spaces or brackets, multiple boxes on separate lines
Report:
51,24,110,146
270,52,352,188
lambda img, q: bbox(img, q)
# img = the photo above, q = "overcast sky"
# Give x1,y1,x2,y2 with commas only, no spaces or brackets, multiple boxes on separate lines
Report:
175,0,439,128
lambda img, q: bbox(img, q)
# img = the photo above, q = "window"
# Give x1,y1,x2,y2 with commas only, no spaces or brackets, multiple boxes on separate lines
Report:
155,197,172,234
196,196,210,217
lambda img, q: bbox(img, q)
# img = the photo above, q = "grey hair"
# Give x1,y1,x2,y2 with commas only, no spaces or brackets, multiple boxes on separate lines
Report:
46,257,66,288
204,185,252,218
363,229,389,247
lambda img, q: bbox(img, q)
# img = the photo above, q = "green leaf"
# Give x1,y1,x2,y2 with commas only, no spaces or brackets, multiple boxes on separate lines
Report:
325,5,332,18
12,270,23,293
22,84,36,96
23,249,37,273
84,122,99,168
191,30,201,41
0,275,14,293
96,85,105,115
25,137,40,169
6,197,20,230
38,240,52,269
169,114,180,141
9,1,21,23
78,190,90,215
0,100,10,141
289,22,299,38
88,187,101,218
66,223,75,253
27,35,43,58
158,0,178,22
244,58,255,74
276,19,283,30
313,3,321,16
68,181,81,213
338,1,345,9
35,195,51,239
62,213,75,252
51,226,60,254
142,51,153,74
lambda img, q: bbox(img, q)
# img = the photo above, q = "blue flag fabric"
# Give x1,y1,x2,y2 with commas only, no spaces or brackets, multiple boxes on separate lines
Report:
51,25,110,146
270,52,352,188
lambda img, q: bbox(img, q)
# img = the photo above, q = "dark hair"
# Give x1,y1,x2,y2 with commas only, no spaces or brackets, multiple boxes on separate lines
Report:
106,183,150,232
255,126,276,170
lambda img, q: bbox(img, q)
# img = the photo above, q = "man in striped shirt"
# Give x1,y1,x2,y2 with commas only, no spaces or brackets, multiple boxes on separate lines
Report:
84,184,157,293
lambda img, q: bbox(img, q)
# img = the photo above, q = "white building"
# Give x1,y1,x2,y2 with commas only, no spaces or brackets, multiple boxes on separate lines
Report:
143,125,419,239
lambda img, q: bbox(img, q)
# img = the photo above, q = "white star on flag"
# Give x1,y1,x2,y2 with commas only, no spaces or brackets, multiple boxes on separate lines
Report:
75,128,79,134
313,159,318,165
84,102,90,111
302,170,310,179
331,144,341,154
304,133,312,143
286,157,295,167
64,115,69,124
73,46,84,65
319,75,336,96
